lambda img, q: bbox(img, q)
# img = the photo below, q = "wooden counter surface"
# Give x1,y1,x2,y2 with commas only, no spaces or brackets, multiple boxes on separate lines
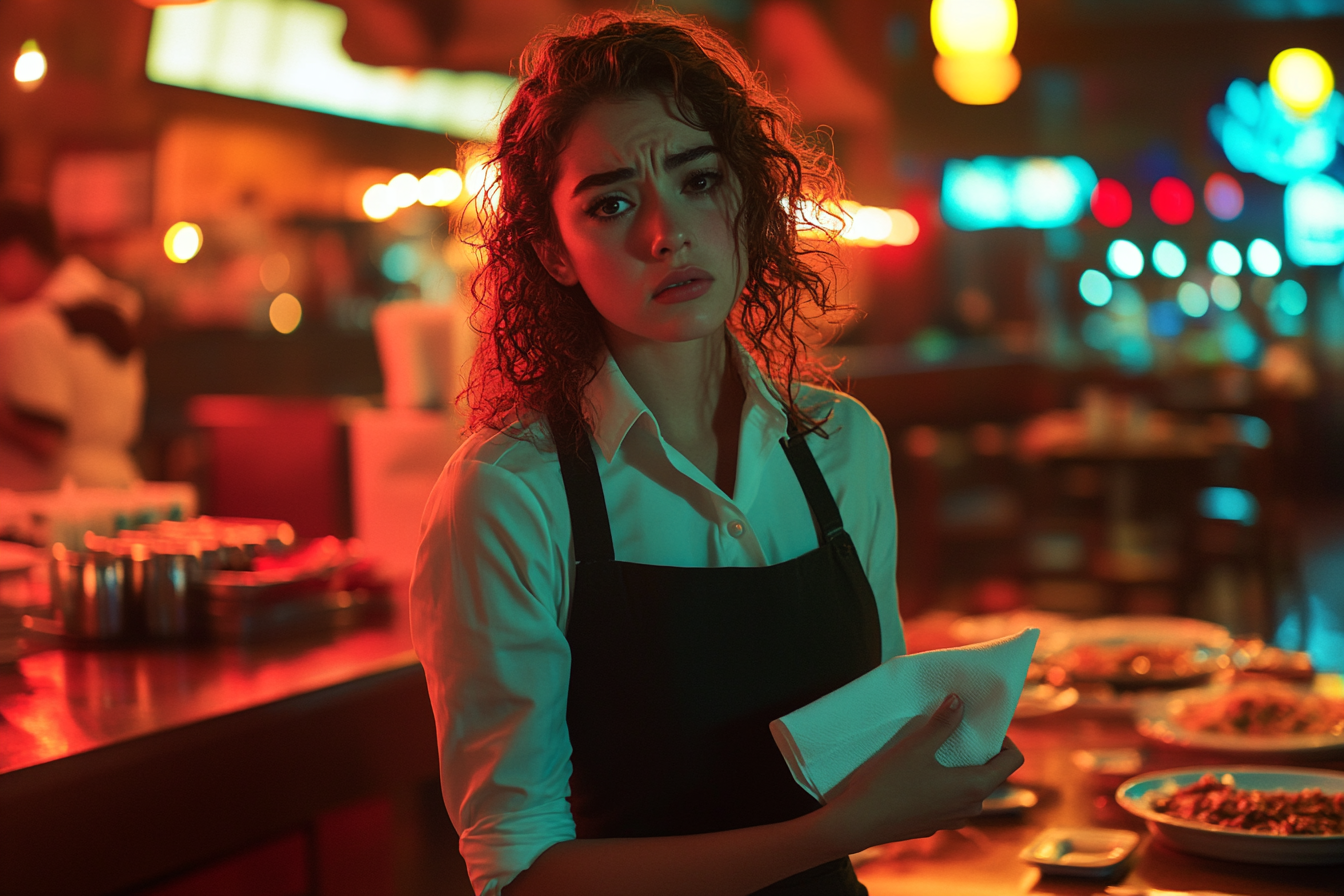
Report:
0,601,442,896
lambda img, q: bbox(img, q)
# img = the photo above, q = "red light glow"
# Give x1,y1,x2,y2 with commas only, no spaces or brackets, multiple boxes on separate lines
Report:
1150,177,1194,225
1204,173,1244,221
1090,178,1131,228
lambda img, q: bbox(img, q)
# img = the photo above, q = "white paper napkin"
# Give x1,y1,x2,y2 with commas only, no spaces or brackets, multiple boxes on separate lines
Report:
769,628,1039,802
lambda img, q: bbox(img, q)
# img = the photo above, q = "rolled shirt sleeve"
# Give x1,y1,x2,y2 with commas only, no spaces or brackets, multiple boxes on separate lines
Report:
410,454,577,896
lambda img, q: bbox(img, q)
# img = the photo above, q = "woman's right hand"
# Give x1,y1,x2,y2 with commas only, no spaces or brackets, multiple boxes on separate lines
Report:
812,694,1025,855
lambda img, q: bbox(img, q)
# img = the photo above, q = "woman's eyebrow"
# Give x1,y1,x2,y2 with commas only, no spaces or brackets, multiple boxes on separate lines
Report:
570,145,718,197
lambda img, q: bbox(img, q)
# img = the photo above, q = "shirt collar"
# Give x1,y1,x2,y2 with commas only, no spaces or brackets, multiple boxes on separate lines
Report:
583,335,790,463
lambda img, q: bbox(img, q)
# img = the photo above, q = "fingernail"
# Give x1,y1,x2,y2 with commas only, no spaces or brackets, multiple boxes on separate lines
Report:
947,694,962,711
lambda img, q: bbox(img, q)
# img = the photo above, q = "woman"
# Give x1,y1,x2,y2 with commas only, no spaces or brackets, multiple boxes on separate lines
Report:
410,11,1022,896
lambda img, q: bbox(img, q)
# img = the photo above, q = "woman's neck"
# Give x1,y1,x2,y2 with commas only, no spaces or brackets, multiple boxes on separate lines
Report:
604,326,744,494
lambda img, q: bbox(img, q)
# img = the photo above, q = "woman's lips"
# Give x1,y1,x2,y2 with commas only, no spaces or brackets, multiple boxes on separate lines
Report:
653,268,714,304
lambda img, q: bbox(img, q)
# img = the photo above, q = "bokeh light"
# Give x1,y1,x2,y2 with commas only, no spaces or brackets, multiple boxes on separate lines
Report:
14,39,45,89
1152,240,1187,278
163,221,202,263
268,293,302,334
932,53,1021,105
1177,281,1210,317
930,0,1017,56
1106,239,1144,278
1204,173,1244,221
1079,269,1113,306
259,252,290,291
885,209,920,246
1274,279,1309,316
420,168,464,206
1210,274,1242,310
1208,240,1244,276
381,242,422,283
1150,177,1194,225
1269,47,1335,116
1090,178,1132,227
1284,173,1344,266
1149,301,1185,338
388,172,419,208
362,184,396,220
1247,238,1283,277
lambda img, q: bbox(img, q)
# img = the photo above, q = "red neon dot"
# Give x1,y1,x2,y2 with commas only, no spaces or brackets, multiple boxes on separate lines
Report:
1204,173,1244,221
1090,178,1131,228
1150,176,1194,225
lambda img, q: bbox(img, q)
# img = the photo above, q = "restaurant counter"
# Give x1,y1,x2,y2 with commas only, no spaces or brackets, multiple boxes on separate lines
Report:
2,604,1341,896
0,595,467,895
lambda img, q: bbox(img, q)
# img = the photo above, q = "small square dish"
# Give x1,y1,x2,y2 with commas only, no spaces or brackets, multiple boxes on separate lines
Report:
1019,826,1140,876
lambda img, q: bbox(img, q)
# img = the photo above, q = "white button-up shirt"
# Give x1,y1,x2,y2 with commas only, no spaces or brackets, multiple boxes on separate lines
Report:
410,341,903,895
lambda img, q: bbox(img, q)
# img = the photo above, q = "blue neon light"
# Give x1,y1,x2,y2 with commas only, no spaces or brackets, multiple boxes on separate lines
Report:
1208,78,1342,185
1148,300,1185,338
1199,486,1259,526
941,156,1097,230
1285,174,1344,266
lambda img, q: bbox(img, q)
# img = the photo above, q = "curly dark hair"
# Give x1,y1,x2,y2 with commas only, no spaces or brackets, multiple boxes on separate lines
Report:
461,8,848,441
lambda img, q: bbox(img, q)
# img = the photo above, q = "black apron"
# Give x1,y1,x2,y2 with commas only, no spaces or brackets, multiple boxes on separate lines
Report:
555,414,883,895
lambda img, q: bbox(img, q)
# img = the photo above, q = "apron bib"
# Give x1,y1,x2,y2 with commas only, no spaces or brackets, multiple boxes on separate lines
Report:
557,416,882,895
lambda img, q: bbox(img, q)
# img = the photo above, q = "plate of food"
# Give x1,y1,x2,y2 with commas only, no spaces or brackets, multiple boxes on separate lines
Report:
1046,616,1231,689
1116,766,1344,865
1135,682,1344,755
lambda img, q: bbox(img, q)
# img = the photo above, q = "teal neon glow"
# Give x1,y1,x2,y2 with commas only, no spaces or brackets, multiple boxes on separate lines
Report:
1177,281,1210,317
1285,174,1344,266
1199,486,1259,526
1081,311,1115,349
146,0,516,140
1246,238,1283,277
1231,415,1271,449
381,243,421,283
1274,279,1308,316
1106,239,1144,278
1219,311,1259,364
941,156,1097,230
1208,78,1342,185
1151,240,1187,278
1208,240,1243,276
1078,269,1113,306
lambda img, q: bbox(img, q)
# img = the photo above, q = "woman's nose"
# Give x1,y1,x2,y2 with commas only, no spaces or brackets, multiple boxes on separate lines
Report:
646,197,691,257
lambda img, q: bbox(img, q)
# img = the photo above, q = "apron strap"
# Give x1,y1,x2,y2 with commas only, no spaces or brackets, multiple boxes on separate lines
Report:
780,420,846,546
553,414,617,564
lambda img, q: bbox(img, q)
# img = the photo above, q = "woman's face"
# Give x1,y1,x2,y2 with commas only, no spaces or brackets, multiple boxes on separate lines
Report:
543,92,746,349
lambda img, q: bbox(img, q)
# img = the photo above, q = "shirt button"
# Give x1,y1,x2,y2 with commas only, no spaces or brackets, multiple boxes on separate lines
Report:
727,520,745,538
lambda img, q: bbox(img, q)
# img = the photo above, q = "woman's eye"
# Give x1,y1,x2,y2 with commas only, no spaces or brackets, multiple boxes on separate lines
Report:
587,196,630,218
686,170,723,193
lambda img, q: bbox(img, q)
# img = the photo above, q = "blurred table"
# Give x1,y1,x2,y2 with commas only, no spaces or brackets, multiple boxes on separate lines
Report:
0,596,444,895
857,619,1344,896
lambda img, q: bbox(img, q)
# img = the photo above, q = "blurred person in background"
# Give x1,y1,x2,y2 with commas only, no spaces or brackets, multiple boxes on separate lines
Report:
0,200,144,490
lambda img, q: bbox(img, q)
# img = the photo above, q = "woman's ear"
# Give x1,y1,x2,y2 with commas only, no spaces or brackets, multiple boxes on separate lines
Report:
532,240,579,287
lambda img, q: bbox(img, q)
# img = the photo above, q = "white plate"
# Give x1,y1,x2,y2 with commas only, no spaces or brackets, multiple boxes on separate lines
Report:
1018,826,1140,876
950,611,1076,656
1015,683,1080,718
1135,684,1344,756
1116,766,1344,865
